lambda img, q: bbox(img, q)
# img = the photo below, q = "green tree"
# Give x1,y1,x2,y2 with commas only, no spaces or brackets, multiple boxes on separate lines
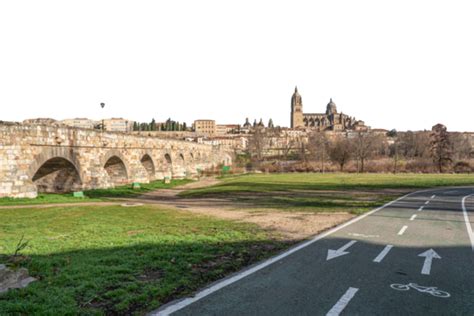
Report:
268,118,274,129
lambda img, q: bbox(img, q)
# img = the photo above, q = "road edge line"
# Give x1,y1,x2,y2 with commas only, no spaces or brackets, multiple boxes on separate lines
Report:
152,190,424,316
461,194,474,251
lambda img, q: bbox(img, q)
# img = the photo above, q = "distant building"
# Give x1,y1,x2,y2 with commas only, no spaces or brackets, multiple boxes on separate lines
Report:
216,124,240,135
290,87,369,131
194,119,216,135
23,118,58,125
103,118,133,132
61,118,96,129
200,135,248,151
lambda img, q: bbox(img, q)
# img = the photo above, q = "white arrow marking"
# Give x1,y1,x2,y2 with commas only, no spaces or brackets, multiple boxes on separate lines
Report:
326,287,359,316
373,245,393,263
418,249,441,275
326,240,357,260
418,206,424,212
398,225,408,235
409,214,417,221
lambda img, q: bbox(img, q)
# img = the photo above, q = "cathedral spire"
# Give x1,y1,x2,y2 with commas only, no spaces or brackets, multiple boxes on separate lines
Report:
295,86,298,93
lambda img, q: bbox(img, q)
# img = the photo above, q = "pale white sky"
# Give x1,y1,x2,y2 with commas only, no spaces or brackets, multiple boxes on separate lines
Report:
1,1,473,131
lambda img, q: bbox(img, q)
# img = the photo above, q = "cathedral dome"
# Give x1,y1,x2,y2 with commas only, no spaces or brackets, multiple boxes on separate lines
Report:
326,98,337,115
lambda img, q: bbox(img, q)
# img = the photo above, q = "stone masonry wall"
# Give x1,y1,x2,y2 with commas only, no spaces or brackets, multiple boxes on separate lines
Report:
0,124,232,198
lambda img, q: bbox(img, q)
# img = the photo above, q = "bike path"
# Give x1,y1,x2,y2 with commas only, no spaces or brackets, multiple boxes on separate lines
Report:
155,187,474,315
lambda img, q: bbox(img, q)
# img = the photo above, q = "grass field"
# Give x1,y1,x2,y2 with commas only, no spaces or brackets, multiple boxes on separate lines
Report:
0,179,192,206
2,173,473,314
180,173,474,214
0,205,286,315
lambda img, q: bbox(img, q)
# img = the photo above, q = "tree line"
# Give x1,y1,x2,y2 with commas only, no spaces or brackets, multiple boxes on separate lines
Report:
133,118,188,131
246,124,473,173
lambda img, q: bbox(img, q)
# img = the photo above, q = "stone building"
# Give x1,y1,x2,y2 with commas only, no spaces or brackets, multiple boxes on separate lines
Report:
193,119,216,135
61,118,97,129
103,118,134,132
290,87,368,131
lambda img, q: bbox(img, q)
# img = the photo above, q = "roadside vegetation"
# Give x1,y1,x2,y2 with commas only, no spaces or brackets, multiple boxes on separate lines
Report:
0,204,287,315
0,179,192,206
245,124,473,174
180,173,474,214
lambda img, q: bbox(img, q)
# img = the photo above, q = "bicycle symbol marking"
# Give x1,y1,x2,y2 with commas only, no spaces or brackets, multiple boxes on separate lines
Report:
390,283,450,298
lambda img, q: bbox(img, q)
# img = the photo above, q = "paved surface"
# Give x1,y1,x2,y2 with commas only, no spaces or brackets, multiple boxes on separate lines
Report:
155,187,474,315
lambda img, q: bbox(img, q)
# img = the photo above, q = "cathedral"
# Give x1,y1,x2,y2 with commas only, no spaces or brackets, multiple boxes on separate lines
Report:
290,87,368,132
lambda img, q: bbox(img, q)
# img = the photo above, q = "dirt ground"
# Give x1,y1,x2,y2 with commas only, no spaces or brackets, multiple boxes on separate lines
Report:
134,178,357,240
0,177,375,241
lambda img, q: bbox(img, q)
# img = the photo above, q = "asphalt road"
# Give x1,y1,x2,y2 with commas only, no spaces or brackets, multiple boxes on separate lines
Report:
155,187,474,315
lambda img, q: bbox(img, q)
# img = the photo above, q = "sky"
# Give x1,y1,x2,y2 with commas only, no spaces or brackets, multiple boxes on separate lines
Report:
1,1,473,132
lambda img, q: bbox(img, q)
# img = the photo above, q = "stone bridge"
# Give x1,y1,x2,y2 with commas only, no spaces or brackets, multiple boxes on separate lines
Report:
0,124,232,198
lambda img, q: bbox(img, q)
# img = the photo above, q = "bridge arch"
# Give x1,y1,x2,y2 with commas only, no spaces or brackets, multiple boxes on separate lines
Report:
101,150,130,186
29,148,83,193
140,153,156,179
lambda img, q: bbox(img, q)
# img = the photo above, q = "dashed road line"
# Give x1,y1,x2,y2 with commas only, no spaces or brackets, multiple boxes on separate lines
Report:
424,200,430,205
418,206,424,212
373,245,393,263
431,195,436,199
398,225,408,235
326,287,359,316
409,214,417,221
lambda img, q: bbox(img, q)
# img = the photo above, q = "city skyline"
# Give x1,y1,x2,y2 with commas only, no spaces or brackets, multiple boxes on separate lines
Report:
1,1,473,132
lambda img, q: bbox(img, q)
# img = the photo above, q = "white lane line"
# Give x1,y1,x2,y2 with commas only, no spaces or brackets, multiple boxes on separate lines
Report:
398,225,408,235
326,287,359,316
373,245,393,263
153,189,433,315
431,195,436,199
409,214,417,221
424,200,430,205
418,206,424,212
462,194,474,252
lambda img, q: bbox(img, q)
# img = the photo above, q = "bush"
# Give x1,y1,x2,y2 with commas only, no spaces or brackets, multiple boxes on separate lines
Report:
453,161,472,173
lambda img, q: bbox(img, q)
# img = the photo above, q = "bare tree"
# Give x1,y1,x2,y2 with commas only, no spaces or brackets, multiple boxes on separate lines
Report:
430,124,453,173
397,131,431,159
281,133,299,160
328,136,353,171
307,131,330,172
247,127,266,162
450,132,472,161
353,132,382,172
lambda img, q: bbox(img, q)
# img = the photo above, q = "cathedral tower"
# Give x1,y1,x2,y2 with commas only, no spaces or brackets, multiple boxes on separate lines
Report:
291,86,304,128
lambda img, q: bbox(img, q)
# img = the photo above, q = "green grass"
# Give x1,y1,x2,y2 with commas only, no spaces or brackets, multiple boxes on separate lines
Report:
0,205,287,315
179,173,474,214
0,179,192,206
84,179,193,199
